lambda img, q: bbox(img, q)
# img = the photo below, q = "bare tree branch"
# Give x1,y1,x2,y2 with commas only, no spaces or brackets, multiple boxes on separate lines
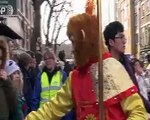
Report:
32,0,44,9
31,0,45,52
57,39,68,46
41,0,73,52
51,0,66,44
45,3,54,43
42,3,49,38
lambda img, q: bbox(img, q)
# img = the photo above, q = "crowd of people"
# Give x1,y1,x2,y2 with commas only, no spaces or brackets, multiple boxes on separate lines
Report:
1,3,150,120
24,13,150,120
0,35,74,120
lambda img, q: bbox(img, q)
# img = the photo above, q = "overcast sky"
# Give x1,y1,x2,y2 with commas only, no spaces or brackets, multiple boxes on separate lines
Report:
40,0,87,44
41,0,115,44
72,0,86,14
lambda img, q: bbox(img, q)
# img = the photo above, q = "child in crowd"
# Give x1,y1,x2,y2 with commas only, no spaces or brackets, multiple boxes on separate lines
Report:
5,60,27,119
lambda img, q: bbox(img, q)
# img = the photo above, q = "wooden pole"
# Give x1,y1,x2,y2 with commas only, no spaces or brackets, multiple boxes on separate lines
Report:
97,0,104,120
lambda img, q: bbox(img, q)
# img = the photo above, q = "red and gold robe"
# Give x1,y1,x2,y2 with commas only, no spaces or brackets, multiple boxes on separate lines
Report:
26,53,147,120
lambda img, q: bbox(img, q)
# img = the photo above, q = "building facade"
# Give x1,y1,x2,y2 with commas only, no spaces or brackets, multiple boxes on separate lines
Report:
137,0,150,60
117,0,150,61
0,0,34,51
117,0,136,55
102,0,117,30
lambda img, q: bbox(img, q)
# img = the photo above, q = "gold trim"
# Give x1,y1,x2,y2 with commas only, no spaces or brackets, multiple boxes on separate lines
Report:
103,58,134,101
85,114,97,120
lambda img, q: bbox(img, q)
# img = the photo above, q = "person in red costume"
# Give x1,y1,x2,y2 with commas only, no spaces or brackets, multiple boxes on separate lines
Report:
26,13,147,120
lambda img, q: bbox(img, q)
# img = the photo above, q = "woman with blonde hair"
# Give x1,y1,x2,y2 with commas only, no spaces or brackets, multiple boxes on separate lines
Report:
5,59,27,119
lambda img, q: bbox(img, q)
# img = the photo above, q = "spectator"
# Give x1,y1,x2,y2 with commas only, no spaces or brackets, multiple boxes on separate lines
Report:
18,52,33,114
58,50,72,76
27,51,40,89
5,60,27,119
146,54,150,70
31,49,74,120
0,69,17,120
35,51,43,66
0,36,17,120
103,20,150,113
31,49,67,110
133,59,150,101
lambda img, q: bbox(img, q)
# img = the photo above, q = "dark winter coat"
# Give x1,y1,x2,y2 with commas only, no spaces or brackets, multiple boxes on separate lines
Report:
0,79,17,120
120,54,150,113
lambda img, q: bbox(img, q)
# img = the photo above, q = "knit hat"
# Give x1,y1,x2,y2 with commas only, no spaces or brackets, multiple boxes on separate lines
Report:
5,60,20,76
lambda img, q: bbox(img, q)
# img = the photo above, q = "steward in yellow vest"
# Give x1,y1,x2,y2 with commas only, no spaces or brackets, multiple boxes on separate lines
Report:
31,66,67,110
31,49,75,120
40,71,62,107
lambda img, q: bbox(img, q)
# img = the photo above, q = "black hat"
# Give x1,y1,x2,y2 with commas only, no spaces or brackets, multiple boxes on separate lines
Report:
0,23,22,39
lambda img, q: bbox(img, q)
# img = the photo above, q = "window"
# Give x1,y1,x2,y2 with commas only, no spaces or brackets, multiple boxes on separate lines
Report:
21,0,23,12
141,4,145,18
140,28,145,47
148,0,150,13
148,26,150,44
25,1,28,19
17,0,20,10
134,14,138,27
145,27,148,45
124,2,127,18
28,1,31,21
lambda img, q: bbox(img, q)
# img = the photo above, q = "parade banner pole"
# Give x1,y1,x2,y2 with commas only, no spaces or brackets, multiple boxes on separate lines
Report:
85,0,104,119
97,0,104,120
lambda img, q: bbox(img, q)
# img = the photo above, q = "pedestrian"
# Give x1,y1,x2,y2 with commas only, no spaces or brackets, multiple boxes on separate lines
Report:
18,52,33,114
103,20,150,113
31,49,68,109
58,50,73,76
0,36,17,120
31,48,74,120
27,51,40,89
0,24,23,119
146,54,150,70
5,59,27,119
133,58,150,101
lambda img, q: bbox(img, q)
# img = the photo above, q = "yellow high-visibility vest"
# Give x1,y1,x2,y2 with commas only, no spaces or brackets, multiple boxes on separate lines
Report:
39,71,62,107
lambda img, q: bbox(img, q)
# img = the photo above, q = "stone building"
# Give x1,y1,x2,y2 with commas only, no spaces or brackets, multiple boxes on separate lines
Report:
0,0,34,51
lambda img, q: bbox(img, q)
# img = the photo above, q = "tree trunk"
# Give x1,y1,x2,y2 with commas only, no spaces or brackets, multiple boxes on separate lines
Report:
30,1,42,52
54,43,57,53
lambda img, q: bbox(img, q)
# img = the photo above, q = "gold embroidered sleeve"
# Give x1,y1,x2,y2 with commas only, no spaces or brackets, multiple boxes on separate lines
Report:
26,73,73,120
121,93,148,120
103,58,135,101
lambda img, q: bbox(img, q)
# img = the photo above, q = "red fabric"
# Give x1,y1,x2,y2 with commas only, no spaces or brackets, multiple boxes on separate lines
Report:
71,67,128,120
105,103,127,120
72,69,99,120
104,86,138,107
102,52,112,60
71,53,136,120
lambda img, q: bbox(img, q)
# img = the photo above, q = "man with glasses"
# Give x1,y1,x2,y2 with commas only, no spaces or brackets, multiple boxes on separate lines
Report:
103,21,150,113
103,21,127,60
